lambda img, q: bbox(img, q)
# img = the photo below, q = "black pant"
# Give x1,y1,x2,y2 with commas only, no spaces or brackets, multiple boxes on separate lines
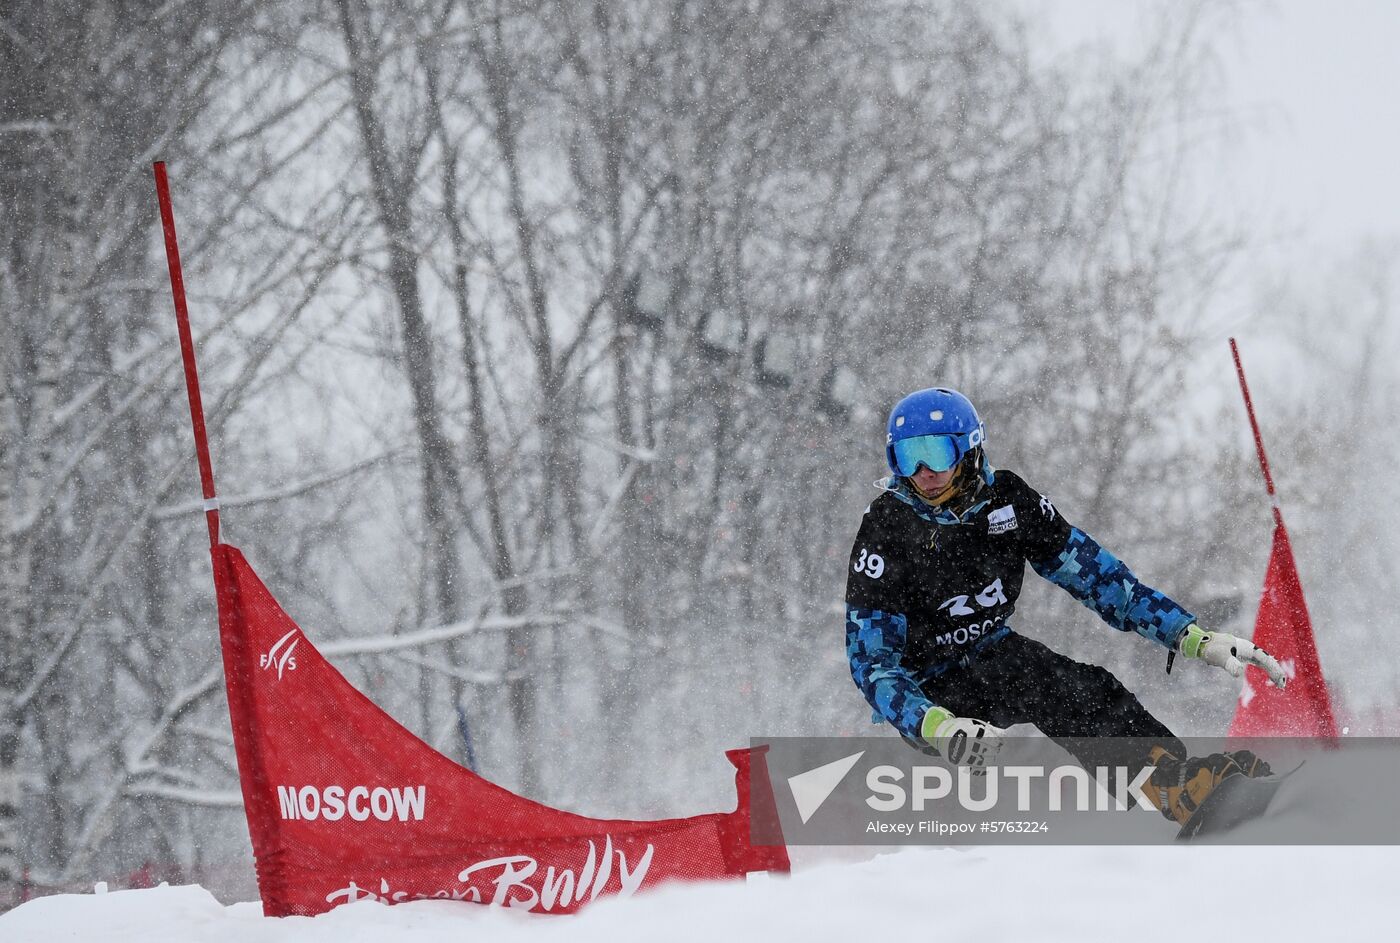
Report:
919,632,1184,770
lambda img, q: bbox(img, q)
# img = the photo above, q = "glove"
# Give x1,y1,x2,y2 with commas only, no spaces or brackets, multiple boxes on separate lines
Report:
920,706,1005,768
1177,623,1287,689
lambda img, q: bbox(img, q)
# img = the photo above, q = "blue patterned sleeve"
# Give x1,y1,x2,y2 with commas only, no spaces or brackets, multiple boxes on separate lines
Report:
846,606,934,740
1030,527,1195,649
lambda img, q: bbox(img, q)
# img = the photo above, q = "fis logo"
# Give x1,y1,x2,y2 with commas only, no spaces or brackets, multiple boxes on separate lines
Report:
259,629,300,680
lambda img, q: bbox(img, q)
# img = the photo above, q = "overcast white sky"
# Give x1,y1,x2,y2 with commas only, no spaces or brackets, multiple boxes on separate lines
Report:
1013,0,1400,423
1018,0,1400,264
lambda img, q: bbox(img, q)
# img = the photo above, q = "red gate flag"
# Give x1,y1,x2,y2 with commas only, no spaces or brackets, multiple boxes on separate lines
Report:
154,162,787,920
1227,339,1337,738
214,543,789,916
1228,521,1338,737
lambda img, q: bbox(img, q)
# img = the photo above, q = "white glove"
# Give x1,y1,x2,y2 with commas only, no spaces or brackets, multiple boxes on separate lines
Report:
1178,623,1287,689
921,706,1005,768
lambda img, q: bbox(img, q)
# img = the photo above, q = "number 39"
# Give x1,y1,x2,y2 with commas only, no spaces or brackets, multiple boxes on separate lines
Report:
853,548,885,579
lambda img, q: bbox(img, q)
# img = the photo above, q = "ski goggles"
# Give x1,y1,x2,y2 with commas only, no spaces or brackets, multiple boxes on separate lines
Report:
890,428,982,476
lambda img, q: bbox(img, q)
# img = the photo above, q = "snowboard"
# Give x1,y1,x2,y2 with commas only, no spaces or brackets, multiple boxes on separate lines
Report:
1175,762,1304,840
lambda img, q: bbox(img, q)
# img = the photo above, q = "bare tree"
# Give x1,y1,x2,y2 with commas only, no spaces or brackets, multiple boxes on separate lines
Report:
1,0,1255,903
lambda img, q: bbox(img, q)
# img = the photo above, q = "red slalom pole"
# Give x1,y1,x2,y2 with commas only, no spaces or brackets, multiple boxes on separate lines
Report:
154,161,221,548
1227,337,1338,738
1229,337,1283,527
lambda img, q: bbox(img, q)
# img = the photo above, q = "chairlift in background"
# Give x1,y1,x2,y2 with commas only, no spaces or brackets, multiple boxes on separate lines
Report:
622,270,668,332
817,364,859,420
754,333,799,389
698,307,744,363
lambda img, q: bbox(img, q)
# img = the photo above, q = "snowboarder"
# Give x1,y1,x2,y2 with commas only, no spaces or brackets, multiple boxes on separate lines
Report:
845,387,1288,825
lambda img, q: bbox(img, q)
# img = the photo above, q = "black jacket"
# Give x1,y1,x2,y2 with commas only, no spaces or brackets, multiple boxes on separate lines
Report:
844,469,1195,739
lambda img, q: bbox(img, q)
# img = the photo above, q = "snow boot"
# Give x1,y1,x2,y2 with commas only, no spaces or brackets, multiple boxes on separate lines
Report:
1144,746,1273,825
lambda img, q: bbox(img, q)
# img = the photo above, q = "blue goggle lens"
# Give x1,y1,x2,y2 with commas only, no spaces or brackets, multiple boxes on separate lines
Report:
892,434,963,476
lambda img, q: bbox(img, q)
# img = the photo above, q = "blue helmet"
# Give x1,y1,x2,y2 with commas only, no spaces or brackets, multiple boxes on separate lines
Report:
885,387,985,478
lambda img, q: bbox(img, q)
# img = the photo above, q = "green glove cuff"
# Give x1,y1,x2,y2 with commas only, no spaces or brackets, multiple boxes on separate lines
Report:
920,705,954,742
1177,623,1208,659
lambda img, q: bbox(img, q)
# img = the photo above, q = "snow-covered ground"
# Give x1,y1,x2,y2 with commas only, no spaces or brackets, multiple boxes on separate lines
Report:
2,844,1391,942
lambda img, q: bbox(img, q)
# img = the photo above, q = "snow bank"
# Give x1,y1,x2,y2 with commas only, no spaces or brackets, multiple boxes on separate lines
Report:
2,845,1390,942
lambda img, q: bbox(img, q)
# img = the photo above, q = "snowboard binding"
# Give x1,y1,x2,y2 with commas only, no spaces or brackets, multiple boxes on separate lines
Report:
1145,746,1273,827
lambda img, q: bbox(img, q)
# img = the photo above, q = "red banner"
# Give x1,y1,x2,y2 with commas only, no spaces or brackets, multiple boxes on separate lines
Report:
1228,522,1338,738
211,544,788,917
